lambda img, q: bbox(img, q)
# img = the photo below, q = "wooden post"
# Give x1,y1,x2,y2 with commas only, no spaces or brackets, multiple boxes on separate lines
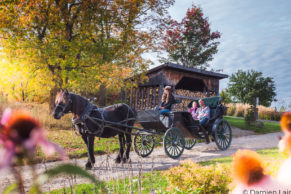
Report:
120,87,125,103
150,87,153,109
99,84,106,107
141,87,144,109
146,87,150,109
153,87,156,107
135,88,138,110
124,88,127,104
129,87,133,107
254,97,259,121
158,84,164,107
171,85,176,111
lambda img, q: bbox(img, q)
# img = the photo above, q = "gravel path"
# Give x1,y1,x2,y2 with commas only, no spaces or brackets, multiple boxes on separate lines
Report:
0,129,283,192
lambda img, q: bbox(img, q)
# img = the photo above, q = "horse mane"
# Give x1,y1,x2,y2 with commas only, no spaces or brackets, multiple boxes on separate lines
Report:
70,93,90,116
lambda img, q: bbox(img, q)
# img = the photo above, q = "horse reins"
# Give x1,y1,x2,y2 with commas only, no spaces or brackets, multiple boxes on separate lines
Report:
76,103,136,136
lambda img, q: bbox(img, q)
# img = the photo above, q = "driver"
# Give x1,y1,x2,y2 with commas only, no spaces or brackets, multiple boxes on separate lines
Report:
155,86,176,114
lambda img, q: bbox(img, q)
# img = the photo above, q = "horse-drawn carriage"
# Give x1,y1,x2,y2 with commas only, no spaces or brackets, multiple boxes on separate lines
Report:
53,90,232,169
133,96,232,159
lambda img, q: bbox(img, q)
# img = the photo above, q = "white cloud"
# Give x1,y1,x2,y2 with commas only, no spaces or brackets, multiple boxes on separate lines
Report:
147,0,291,108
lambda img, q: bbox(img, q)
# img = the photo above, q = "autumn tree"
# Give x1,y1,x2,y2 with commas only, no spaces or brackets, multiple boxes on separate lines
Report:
0,0,174,108
162,5,221,69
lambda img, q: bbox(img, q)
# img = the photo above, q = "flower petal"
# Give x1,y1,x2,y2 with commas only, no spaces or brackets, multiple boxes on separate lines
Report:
0,108,11,126
39,140,68,161
28,128,68,161
278,133,291,156
0,145,15,170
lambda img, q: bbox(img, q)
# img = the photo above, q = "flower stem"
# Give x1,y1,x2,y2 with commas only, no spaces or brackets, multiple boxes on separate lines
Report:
12,166,25,194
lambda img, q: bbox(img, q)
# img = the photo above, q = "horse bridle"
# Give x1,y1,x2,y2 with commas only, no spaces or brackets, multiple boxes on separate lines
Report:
55,94,72,116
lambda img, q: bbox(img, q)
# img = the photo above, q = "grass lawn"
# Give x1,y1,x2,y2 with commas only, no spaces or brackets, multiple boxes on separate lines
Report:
49,171,169,194
49,148,285,194
224,116,281,133
39,130,120,162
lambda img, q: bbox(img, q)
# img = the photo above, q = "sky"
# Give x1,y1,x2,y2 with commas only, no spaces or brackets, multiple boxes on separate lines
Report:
149,0,291,109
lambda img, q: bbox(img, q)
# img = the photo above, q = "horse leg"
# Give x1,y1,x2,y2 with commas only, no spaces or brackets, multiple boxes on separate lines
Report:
83,134,95,170
115,134,125,164
81,133,91,169
86,135,95,170
123,132,132,163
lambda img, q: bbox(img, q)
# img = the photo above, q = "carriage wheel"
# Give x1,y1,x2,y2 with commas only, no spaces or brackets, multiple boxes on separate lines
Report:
184,139,196,150
214,119,232,150
134,133,155,157
163,127,185,159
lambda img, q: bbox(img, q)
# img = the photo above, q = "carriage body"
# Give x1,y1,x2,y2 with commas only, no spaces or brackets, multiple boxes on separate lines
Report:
134,96,232,159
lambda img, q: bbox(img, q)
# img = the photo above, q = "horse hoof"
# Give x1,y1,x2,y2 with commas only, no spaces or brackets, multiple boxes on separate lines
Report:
115,157,121,164
122,157,131,163
85,162,93,170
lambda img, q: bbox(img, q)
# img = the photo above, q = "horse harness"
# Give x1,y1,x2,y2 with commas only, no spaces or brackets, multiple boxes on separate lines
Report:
71,102,135,136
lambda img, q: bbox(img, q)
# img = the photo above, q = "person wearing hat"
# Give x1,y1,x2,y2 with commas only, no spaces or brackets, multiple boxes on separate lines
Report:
155,86,176,114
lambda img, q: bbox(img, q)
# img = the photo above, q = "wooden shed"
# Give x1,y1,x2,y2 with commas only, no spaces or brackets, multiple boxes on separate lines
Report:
124,62,228,111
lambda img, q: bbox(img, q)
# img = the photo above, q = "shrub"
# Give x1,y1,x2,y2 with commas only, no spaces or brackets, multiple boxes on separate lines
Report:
234,103,248,117
226,103,282,121
226,104,236,116
163,160,231,193
259,111,282,121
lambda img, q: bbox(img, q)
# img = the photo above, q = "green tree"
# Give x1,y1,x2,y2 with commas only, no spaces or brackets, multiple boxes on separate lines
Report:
280,106,286,112
227,70,276,106
0,0,174,108
162,5,221,69
220,89,231,104
227,70,276,120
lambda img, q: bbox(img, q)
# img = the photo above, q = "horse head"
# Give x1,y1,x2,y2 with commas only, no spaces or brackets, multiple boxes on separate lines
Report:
53,89,72,119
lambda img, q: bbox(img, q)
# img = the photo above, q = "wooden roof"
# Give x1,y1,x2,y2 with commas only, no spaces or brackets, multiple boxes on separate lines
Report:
147,62,228,79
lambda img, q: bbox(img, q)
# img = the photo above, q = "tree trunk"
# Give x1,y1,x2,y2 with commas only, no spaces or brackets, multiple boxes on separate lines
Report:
49,87,59,112
99,83,106,107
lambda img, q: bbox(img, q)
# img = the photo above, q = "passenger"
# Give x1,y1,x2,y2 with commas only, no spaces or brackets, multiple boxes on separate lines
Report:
188,101,198,120
197,99,210,126
197,99,210,144
155,86,176,115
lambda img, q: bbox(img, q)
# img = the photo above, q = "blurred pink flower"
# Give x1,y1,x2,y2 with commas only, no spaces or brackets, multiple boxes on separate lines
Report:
231,150,288,193
277,133,291,187
0,108,67,169
281,112,291,133
232,176,288,194
0,108,11,126
278,133,291,155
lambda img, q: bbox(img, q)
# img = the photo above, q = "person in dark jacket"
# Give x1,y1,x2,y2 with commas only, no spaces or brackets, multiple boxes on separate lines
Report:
155,86,176,114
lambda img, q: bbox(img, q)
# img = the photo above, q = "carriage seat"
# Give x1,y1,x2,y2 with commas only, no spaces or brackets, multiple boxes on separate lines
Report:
187,97,223,127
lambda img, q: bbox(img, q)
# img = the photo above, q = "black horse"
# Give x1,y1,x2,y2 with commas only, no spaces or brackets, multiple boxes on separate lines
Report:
53,89,136,169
